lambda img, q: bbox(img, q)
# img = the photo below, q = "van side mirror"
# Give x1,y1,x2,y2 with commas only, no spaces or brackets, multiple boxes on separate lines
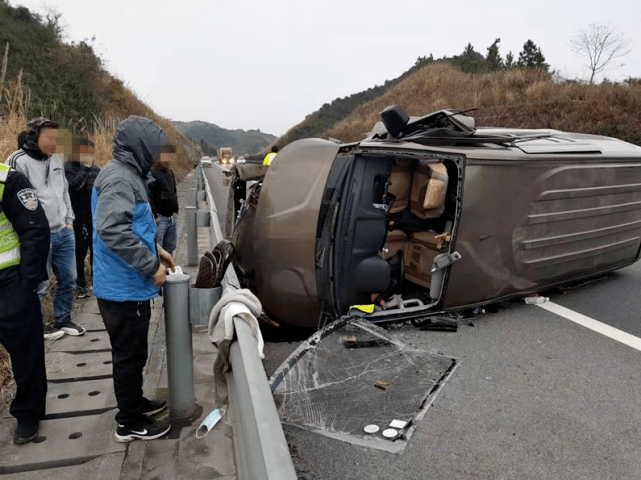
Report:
380,105,410,139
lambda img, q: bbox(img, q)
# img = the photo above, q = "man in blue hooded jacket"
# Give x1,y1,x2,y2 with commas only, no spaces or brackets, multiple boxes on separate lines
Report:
92,116,175,442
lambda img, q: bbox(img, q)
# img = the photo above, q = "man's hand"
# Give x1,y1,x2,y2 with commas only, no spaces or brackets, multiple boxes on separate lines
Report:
153,263,168,287
66,224,73,230
157,245,175,270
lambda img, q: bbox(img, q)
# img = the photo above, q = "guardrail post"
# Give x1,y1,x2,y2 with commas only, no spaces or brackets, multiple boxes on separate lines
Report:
186,206,198,266
163,273,196,419
191,187,198,207
198,167,204,191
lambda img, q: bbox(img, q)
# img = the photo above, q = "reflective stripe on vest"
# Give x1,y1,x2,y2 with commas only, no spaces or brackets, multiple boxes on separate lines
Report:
0,163,21,269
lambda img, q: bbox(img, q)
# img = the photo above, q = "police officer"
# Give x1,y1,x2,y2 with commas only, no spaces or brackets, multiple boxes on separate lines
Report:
0,162,50,445
262,145,278,166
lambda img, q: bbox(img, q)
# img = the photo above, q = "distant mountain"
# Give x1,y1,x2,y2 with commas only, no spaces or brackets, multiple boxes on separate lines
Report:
173,120,276,157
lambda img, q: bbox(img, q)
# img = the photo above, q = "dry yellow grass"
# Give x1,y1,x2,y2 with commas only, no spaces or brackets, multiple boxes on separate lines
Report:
0,347,12,412
324,63,641,143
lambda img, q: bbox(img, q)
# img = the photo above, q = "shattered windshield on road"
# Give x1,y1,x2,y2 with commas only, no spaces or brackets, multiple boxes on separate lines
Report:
270,318,458,453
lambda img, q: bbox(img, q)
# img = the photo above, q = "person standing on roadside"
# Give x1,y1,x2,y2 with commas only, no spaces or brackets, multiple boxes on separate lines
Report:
262,145,278,166
149,144,179,257
0,162,51,444
92,116,175,442
8,118,85,339
65,136,100,298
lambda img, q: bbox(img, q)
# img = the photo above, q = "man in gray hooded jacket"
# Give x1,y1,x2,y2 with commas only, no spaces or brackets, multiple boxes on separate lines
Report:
7,118,85,339
92,116,174,442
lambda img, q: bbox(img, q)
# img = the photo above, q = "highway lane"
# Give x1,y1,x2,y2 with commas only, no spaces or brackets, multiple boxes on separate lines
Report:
204,164,641,480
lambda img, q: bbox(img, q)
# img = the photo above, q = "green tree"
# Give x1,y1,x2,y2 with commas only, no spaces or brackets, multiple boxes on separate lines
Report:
518,40,549,71
486,38,503,71
505,51,515,69
414,54,434,69
453,43,485,74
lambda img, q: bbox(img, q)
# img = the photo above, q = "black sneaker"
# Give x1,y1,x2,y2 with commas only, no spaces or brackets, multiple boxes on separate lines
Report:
13,421,39,445
76,287,92,299
55,319,86,336
114,417,171,443
43,324,65,340
142,397,168,417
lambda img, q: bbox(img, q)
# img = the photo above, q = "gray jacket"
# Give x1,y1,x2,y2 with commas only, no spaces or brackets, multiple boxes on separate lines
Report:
10,150,74,231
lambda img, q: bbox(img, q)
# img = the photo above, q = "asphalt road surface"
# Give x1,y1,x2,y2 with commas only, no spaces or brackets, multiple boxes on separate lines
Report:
204,164,641,480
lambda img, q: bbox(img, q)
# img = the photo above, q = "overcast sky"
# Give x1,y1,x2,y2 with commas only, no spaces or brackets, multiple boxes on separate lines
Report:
11,0,641,136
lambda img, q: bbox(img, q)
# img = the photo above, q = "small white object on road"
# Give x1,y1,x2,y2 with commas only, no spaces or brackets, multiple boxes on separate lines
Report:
382,428,398,438
524,296,548,305
389,419,407,429
363,424,379,434
196,407,225,439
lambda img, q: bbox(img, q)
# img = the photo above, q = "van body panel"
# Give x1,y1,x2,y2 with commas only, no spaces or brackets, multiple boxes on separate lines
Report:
229,108,641,328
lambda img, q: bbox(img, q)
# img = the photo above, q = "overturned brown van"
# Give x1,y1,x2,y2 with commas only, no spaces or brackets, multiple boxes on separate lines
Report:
227,105,641,328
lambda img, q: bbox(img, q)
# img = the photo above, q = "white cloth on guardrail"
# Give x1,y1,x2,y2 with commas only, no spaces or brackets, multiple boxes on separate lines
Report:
208,288,264,405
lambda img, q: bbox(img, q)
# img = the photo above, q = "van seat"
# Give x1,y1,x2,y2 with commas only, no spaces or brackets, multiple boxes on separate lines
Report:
383,229,410,259
409,162,448,219
403,231,443,288
387,161,413,214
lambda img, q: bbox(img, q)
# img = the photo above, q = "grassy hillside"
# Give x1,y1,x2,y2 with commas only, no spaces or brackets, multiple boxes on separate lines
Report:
173,120,276,157
0,1,199,178
322,63,641,145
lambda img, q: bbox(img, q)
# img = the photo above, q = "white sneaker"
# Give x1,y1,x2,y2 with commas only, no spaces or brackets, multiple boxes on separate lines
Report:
43,324,65,340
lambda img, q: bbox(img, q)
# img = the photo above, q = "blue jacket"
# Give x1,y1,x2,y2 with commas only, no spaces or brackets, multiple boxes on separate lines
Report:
92,116,168,301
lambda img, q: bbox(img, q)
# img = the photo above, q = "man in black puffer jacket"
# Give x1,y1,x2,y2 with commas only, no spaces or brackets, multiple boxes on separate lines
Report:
149,145,179,256
65,136,100,298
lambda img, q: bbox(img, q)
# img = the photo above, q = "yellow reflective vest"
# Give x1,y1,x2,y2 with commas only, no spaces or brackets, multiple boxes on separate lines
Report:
263,152,277,166
0,163,21,269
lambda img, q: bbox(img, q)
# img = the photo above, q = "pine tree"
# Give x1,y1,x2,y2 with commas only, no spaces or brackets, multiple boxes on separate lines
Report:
517,40,549,71
486,38,503,71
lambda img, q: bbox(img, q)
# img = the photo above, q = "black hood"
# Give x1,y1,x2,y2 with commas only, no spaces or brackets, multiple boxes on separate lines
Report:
22,117,59,161
112,116,169,177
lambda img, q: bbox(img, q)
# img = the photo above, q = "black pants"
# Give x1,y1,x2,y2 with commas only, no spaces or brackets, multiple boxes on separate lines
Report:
0,284,47,426
73,221,93,289
98,298,150,426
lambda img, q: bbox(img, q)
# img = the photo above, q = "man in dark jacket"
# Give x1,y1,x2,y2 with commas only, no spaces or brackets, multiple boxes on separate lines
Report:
149,144,179,256
0,162,50,444
8,118,85,339
92,116,174,442
65,136,100,298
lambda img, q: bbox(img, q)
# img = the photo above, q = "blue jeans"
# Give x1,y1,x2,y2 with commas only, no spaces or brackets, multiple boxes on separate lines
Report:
155,213,177,255
37,227,77,324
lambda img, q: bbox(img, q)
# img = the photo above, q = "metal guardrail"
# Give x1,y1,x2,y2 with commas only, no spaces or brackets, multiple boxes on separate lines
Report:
192,165,297,480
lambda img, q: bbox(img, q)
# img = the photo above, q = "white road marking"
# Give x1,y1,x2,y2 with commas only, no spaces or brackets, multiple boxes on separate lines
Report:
537,301,641,352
